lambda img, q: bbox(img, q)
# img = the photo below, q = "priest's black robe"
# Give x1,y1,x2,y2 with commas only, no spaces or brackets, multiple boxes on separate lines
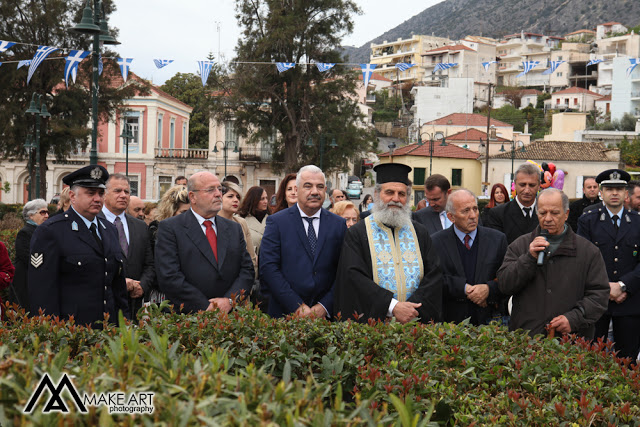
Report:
333,219,443,323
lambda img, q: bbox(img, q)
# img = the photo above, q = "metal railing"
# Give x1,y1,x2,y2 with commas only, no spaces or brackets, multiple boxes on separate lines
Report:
155,148,209,159
238,146,273,162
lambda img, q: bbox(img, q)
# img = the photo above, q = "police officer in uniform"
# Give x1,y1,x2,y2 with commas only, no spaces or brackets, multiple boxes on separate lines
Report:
28,165,128,328
578,169,640,362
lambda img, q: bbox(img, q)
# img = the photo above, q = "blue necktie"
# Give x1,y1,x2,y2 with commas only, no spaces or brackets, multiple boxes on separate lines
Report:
304,217,317,256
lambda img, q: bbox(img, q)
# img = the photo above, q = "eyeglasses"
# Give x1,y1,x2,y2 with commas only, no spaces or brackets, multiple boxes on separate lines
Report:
38,210,49,216
191,187,222,194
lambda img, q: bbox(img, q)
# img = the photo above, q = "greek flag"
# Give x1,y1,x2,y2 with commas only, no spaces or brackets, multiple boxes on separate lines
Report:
153,59,174,69
482,61,497,72
27,45,59,84
586,59,603,67
360,63,377,89
198,60,215,87
626,58,640,77
17,60,31,69
117,58,134,82
0,40,15,53
395,63,415,72
433,62,457,73
315,62,335,72
98,54,103,75
542,60,565,75
516,61,540,78
276,62,295,73
64,50,90,87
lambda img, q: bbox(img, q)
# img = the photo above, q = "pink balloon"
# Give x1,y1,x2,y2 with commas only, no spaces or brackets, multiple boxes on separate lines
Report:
551,170,565,190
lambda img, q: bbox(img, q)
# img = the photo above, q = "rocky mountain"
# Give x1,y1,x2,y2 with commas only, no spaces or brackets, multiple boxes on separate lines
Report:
343,0,640,62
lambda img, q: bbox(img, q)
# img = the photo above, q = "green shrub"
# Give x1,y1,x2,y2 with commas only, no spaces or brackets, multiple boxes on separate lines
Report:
0,304,638,425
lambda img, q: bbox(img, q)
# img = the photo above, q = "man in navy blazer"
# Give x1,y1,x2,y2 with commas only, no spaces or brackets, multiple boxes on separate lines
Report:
155,171,254,313
431,189,508,325
260,165,347,318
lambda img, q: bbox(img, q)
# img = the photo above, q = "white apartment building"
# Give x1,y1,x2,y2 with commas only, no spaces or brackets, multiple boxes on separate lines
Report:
496,32,563,87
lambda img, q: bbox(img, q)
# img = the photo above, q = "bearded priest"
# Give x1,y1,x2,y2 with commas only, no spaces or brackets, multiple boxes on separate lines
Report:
334,163,443,324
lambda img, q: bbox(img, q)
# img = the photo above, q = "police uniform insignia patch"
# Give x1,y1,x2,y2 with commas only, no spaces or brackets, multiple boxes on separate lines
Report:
31,253,43,268
72,221,79,231
90,167,102,180
610,171,620,181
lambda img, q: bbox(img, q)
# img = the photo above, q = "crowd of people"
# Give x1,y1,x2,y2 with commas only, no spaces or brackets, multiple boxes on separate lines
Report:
5,161,640,363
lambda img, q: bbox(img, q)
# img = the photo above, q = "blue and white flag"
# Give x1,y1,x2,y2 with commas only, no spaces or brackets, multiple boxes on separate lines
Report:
360,63,377,89
482,61,497,72
542,60,565,75
153,59,174,69
626,58,640,77
27,45,59,84
276,62,295,73
315,62,335,72
516,61,540,78
433,62,458,73
197,60,215,87
17,60,31,69
395,63,415,72
98,53,103,75
117,57,133,82
64,50,90,87
0,40,15,53
586,59,603,67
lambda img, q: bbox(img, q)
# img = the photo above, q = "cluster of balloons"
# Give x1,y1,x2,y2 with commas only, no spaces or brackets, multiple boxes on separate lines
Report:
510,160,566,198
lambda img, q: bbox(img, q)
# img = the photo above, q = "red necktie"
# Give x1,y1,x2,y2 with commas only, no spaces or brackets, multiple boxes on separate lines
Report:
203,220,218,261
464,234,471,250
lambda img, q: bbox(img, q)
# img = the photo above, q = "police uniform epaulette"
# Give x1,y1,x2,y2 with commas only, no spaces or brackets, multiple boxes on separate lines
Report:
43,213,72,226
583,208,601,216
627,210,640,216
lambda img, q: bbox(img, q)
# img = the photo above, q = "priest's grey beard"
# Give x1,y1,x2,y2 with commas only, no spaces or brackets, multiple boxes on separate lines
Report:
372,196,412,228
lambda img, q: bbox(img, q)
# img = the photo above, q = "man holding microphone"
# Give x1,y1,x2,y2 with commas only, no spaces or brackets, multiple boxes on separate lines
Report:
497,188,609,338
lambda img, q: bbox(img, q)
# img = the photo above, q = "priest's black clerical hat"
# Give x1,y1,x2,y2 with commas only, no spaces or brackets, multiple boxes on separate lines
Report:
373,163,412,186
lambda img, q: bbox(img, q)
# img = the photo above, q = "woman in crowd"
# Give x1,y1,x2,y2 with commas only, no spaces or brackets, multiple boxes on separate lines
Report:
238,186,269,254
52,187,70,216
272,173,297,214
219,181,258,276
331,200,359,229
8,199,46,309
143,202,157,226
481,183,509,224
359,194,373,213
146,186,190,304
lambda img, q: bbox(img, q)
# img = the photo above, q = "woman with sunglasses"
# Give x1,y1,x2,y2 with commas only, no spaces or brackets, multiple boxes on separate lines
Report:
9,199,47,309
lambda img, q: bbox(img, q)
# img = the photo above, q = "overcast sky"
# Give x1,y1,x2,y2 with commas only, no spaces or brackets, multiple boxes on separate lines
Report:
110,0,442,85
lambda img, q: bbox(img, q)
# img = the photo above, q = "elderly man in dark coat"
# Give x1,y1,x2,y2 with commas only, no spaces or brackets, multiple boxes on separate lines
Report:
497,188,609,338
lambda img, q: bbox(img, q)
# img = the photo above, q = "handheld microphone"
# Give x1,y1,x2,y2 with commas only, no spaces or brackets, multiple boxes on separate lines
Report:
537,229,549,266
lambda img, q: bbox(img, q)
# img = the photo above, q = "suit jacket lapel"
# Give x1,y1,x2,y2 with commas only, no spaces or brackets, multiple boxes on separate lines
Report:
216,216,229,268
474,227,487,282
431,209,443,231
124,213,136,257
600,210,618,241
443,227,465,276
616,210,630,243
184,210,217,269
291,207,314,261
313,209,330,263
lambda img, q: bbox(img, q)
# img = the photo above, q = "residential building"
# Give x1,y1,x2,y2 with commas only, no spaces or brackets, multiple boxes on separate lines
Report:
543,112,588,142
482,140,621,199
611,56,640,121
548,42,596,92
550,87,603,112
377,142,482,203
496,31,563,87
410,78,474,125
443,128,512,156
419,113,530,147
493,89,541,109
564,29,596,43
595,94,612,117
595,24,640,91
420,39,497,87
369,35,450,84
596,22,629,40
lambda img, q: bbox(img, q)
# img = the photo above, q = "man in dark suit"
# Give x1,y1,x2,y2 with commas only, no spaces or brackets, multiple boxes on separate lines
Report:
260,165,347,318
432,189,508,325
578,169,640,361
28,165,128,328
412,174,452,235
99,173,154,319
485,163,540,244
568,176,599,231
155,171,254,313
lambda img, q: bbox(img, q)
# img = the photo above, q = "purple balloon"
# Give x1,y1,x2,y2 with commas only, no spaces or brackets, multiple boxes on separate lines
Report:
551,170,565,190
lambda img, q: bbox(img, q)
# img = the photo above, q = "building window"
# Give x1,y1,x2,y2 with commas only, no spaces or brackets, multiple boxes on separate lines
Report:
182,123,187,146
225,120,238,144
414,190,424,206
157,115,163,147
129,175,139,197
170,118,175,148
123,111,140,154
414,168,426,187
158,176,172,198
556,72,562,77
574,98,578,105
452,169,462,186
558,55,563,60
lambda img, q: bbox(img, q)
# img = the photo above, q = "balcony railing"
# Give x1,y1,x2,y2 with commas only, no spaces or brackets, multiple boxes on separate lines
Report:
155,148,209,159
238,146,273,162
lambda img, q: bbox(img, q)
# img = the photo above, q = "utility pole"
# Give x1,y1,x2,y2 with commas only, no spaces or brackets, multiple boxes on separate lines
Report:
484,83,493,195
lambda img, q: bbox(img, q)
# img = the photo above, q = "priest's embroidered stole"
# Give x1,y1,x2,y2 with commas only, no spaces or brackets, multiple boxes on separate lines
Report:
364,215,424,301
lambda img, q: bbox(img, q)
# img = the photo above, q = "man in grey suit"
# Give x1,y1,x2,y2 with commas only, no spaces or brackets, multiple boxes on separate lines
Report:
155,171,254,313
431,189,508,325
412,174,452,235
99,173,155,319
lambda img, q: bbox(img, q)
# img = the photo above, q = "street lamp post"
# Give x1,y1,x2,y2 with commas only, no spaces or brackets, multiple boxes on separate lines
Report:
500,140,526,185
25,93,51,199
120,123,135,177
306,135,337,170
70,0,119,165
418,131,446,176
213,141,239,178
24,135,35,200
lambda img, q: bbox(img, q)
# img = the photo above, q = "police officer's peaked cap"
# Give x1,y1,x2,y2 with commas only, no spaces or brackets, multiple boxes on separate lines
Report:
596,169,630,188
62,165,109,189
373,163,412,186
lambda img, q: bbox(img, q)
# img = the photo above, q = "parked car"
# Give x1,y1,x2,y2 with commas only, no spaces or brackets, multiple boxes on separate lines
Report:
348,176,364,190
346,182,362,199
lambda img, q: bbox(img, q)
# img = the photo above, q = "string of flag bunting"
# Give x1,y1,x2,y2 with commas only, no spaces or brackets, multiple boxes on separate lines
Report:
1,38,640,88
